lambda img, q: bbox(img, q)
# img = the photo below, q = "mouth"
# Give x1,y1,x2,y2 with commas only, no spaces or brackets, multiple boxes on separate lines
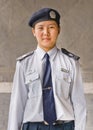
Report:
43,38,51,41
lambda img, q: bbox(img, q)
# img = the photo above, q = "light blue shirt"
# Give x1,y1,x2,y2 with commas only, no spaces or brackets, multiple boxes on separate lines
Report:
7,46,86,130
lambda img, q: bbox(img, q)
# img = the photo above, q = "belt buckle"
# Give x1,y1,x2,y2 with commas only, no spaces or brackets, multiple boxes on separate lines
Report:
43,120,66,125
44,121,49,125
43,121,60,126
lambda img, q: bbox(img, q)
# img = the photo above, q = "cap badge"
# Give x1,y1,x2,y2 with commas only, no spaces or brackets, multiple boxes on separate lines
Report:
49,11,56,19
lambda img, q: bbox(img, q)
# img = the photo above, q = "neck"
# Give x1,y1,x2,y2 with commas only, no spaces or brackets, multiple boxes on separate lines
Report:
39,45,56,52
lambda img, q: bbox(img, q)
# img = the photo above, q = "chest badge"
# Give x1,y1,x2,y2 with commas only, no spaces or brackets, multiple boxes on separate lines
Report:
61,68,69,73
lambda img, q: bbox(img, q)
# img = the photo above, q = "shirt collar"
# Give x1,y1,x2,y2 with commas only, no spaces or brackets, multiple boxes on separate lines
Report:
35,46,58,61
47,46,58,61
35,46,46,60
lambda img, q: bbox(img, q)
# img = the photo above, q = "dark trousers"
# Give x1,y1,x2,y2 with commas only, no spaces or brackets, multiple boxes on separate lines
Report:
22,121,74,130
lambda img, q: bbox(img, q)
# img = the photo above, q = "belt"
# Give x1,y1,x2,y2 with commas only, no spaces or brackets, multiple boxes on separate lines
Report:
43,120,73,125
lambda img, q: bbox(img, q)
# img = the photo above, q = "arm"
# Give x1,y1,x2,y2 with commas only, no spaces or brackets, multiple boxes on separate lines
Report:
7,61,28,130
71,60,87,130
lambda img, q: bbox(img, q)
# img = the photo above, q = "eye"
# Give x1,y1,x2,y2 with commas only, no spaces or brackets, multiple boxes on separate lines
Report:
37,26,44,30
49,26,55,29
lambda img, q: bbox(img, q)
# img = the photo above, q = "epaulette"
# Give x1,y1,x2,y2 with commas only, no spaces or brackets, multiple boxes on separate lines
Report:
17,51,34,61
61,48,80,60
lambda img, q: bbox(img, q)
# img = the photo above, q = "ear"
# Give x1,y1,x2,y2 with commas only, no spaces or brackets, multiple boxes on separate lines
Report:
32,28,36,37
58,26,61,34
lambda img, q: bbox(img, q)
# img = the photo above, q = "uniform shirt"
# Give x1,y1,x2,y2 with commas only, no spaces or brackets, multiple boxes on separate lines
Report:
7,46,86,130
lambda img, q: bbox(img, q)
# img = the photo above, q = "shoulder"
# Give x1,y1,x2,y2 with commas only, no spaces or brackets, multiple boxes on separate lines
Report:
61,48,80,61
17,51,34,61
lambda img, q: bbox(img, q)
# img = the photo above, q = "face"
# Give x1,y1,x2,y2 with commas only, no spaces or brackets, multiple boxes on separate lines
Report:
32,20,60,52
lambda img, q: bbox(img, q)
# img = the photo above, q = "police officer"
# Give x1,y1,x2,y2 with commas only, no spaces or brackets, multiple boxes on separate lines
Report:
7,8,86,130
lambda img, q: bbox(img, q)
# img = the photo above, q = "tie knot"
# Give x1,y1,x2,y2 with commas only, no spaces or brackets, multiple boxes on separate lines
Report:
44,53,49,60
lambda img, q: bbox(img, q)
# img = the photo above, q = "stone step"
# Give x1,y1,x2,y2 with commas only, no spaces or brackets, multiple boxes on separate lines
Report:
0,82,93,93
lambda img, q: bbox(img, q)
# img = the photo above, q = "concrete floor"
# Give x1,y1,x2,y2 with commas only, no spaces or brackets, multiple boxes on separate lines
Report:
0,94,93,130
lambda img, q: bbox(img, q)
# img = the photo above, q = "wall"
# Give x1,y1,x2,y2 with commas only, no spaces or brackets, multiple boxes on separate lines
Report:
0,0,93,82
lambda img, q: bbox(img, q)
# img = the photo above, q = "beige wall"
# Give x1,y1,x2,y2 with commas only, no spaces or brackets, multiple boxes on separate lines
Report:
0,0,93,82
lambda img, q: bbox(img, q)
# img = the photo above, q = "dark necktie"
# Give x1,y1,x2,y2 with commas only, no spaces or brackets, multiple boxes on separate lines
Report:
42,53,57,125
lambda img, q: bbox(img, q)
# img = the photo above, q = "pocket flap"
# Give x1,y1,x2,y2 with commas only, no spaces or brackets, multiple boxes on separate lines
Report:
25,72,39,84
55,70,71,83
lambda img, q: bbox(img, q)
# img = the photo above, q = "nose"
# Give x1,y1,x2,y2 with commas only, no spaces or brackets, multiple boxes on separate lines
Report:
43,28,49,36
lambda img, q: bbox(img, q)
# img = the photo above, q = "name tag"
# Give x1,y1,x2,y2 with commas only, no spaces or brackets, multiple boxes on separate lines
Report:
61,68,69,73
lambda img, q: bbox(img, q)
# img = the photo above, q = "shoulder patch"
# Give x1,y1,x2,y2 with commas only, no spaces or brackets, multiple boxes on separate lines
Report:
61,48,80,60
17,51,34,61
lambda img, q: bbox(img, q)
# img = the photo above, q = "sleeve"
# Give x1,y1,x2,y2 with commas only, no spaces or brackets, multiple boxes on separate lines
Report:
7,61,28,130
71,60,87,130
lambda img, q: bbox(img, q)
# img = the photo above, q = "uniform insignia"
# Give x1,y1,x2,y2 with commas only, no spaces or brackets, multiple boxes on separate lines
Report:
49,11,56,19
61,68,69,73
17,51,34,61
61,48,80,60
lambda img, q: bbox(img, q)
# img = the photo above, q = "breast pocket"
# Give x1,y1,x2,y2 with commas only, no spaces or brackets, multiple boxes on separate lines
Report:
25,72,42,98
55,71,72,99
